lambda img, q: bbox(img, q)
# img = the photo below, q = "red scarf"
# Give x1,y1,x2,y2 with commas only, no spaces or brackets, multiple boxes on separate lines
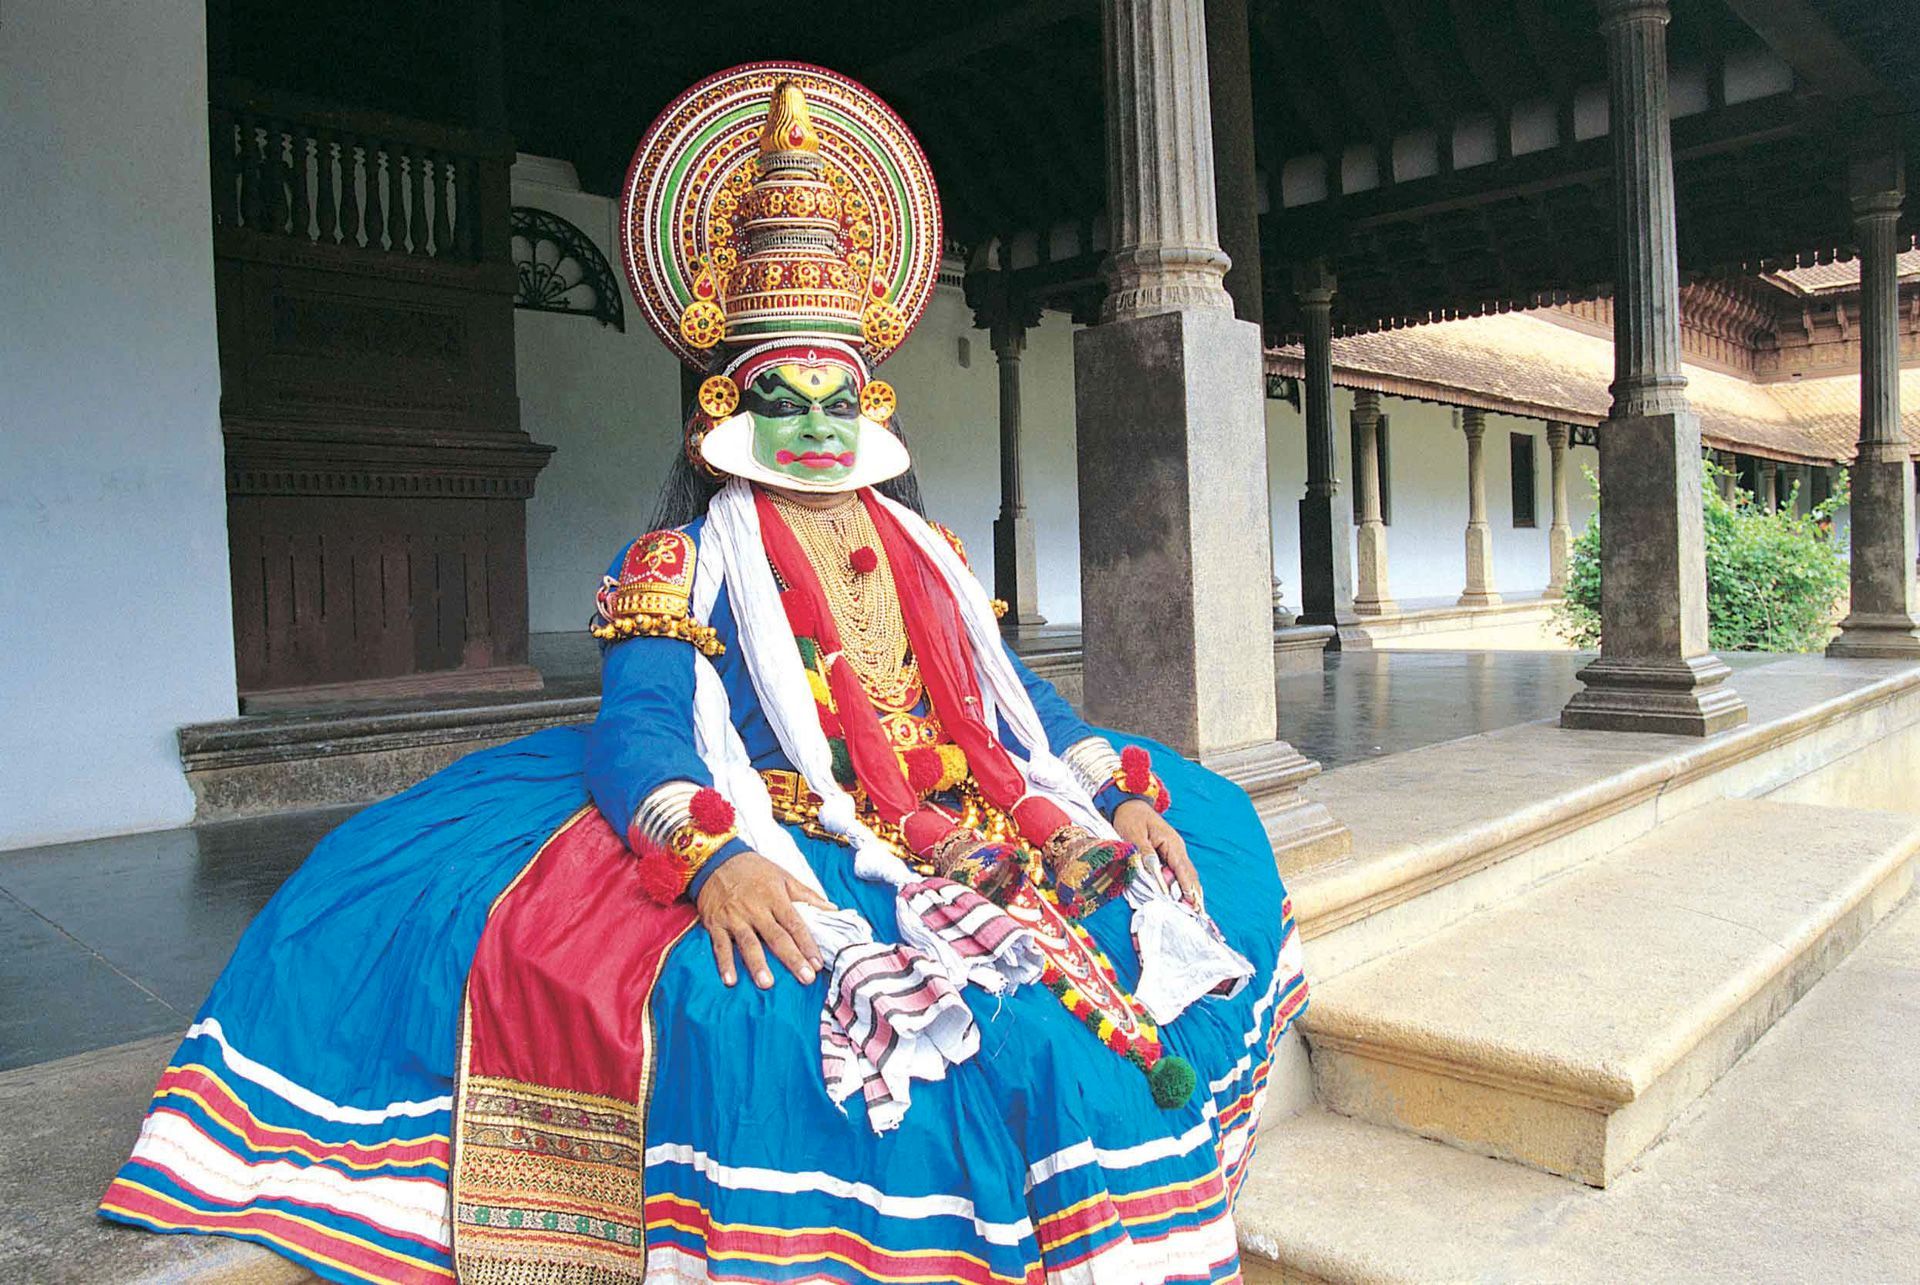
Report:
755,489,1030,825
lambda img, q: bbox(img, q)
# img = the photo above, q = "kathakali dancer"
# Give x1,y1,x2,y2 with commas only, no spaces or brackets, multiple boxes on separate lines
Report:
101,63,1306,1285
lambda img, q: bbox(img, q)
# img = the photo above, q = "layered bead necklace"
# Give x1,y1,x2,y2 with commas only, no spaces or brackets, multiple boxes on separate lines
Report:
765,492,923,712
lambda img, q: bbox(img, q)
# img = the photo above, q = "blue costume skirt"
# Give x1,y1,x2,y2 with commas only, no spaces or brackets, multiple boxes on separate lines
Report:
101,728,1305,1284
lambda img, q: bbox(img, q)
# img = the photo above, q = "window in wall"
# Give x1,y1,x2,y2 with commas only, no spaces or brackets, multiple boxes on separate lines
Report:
1511,432,1537,528
1349,415,1393,526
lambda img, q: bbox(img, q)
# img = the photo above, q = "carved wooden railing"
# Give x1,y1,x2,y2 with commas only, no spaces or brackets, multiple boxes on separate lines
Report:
209,80,509,264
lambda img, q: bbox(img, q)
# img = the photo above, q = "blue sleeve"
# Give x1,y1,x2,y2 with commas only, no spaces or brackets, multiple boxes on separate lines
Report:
1003,643,1097,755
584,633,712,843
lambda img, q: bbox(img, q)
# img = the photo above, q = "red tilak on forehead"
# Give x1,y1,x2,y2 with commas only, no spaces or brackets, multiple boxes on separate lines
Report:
724,342,868,395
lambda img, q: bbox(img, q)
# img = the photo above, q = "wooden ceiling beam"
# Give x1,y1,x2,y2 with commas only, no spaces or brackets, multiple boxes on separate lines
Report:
1299,1,1400,149
1717,0,1884,103
855,0,1096,92
1249,4,1348,159
1373,0,1475,133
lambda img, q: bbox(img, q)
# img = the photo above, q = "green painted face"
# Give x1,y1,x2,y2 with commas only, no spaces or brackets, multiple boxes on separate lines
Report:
746,364,862,485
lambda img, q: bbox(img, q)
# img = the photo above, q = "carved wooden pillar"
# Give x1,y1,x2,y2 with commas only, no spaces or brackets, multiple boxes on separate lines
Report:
1546,421,1573,597
1459,408,1502,607
1295,261,1356,629
1830,149,1920,657
1352,389,1396,615
991,306,1046,630
1561,0,1746,735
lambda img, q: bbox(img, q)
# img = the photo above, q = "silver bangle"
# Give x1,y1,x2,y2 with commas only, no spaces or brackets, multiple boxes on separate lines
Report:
632,780,699,850
1060,736,1122,798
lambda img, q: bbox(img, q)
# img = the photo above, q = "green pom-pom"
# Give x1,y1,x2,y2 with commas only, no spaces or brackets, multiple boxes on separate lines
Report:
1148,1055,1196,1109
796,636,820,670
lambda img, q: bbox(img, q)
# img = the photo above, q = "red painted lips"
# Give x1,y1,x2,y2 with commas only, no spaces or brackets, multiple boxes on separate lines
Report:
776,450,857,469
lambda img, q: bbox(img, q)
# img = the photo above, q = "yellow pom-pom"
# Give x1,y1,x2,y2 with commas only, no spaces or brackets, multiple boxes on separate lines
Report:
1097,1018,1116,1041
1060,988,1083,1009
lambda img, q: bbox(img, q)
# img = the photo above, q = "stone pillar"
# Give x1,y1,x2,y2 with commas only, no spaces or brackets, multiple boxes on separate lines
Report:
1458,408,1503,607
1830,149,1920,658
1078,0,1346,863
991,312,1046,630
1547,422,1574,597
1561,0,1746,736
1756,458,1778,511
1295,261,1357,630
1352,389,1396,615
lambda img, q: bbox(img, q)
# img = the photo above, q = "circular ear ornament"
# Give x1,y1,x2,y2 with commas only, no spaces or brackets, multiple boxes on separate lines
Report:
860,380,897,425
697,375,740,419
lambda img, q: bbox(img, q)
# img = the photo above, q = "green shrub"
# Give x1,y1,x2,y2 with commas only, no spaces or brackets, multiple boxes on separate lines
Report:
1554,462,1849,653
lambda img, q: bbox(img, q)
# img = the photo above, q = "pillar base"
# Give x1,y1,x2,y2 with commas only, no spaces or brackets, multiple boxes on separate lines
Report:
1202,739,1351,874
993,512,1048,629
1827,613,1920,659
1560,653,1749,736
1547,523,1573,598
1460,522,1501,607
1354,522,1394,617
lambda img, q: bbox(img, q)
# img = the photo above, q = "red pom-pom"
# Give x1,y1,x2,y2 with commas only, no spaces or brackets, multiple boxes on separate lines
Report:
780,588,817,637
1119,745,1153,794
1153,783,1171,815
689,787,736,836
1105,1029,1132,1054
903,746,943,794
849,545,879,575
635,851,688,905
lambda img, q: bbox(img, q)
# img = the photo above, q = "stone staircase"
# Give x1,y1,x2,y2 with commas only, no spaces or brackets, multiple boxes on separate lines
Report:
1238,657,1920,1279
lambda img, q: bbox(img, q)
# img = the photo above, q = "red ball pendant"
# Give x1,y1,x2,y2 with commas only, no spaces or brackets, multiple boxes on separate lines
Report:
849,546,879,575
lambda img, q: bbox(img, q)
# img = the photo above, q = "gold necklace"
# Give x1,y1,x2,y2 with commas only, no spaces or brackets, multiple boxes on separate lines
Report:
766,493,923,711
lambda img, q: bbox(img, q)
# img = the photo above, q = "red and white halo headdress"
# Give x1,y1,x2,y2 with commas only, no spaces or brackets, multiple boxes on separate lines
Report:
620,62,941,493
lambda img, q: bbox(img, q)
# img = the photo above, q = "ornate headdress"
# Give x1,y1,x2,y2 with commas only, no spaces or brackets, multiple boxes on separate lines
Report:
621,63,942,492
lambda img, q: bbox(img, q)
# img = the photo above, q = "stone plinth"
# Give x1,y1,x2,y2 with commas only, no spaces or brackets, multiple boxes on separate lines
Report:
1829,445,1920,658
1561,409,1746,735
1075,307,1277,757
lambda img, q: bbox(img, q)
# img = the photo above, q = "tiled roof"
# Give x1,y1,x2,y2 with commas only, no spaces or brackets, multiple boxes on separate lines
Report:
1768,249,1920,295
1266,310,1920,464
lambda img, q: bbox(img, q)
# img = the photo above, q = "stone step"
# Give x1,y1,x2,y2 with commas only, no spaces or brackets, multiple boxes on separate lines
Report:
1288,658,1920,981
1239,888,1920,1283
1299,797,1920,1186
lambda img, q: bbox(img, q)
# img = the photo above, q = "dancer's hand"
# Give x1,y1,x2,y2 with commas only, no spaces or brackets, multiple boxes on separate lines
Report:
695,852,832,990
1114,800,1203,910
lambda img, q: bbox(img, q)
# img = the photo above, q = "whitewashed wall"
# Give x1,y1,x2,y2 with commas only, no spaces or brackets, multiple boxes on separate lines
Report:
512,160,685,633
0,0,236,849
1263,390,1598,612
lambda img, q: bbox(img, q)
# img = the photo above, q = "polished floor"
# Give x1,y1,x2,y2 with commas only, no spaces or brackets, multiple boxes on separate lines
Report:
0,647,1788,1072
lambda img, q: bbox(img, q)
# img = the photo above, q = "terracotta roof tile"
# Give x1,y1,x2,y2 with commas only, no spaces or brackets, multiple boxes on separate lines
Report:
1267,310,1920,464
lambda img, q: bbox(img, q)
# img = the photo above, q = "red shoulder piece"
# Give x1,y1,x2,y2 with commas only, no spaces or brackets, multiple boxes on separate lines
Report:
591,528,722,655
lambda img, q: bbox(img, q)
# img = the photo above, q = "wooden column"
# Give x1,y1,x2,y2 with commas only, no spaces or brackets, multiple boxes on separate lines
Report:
1459,408,1502,607
1547,421,1573,597
992,306,1047,630
1352,389,1396,615
1829,148,1920,657
1561,0,1745,736
1295,260,1356,630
